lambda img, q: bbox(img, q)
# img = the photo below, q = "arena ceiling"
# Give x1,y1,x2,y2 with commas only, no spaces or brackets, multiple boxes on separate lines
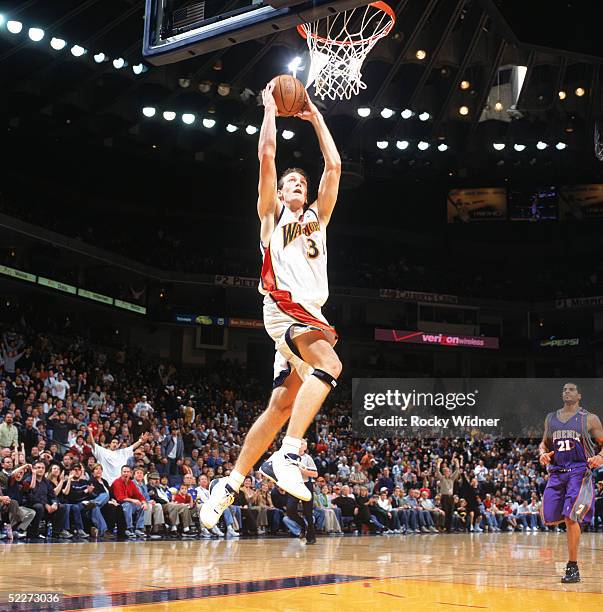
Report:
1,0,603,182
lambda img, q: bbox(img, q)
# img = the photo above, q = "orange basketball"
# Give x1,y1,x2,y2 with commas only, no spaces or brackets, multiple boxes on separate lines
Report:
271,74,306,116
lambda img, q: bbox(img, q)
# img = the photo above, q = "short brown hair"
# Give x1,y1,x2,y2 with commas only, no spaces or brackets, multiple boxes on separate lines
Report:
277,167,309,192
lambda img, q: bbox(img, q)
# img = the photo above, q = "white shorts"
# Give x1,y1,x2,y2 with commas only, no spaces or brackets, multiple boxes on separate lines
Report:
264,293,337,386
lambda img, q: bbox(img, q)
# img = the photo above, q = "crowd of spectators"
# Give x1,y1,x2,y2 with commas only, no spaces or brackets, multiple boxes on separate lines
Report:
1,320,602,543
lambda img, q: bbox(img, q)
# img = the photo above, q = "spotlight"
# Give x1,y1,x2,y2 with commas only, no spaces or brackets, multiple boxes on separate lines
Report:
401,109,413,119
179,78,191,88
357,107,371,117
288,56,303,77
246,125,258,135
226,124,239,133
182,113,196,125
396,140,409,150
282,130,294,140
142,107,156,118
575,87,586,97
93,52,106,63
376,140,389,150
70,45,86,57
132,63,146,75
198,81,212,94
381,108,394,118
558,90,567,100
514,144,526,152
217,83,231,96
460,80,470,90
494,101,504,112
556,142,567,150
202,117,216,128
459,105,469,116
493,142,506,151
50,38,67,51
415,49,427,60
28,27,44,42
163,111,176,121
0,15,4,27
212,59,223,71
536,141,548,150
112,58,125,69
418,141,429,150
418,112,430,121
7,21,23,34
437,143,448,152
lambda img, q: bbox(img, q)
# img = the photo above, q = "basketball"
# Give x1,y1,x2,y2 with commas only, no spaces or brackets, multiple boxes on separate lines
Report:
271,74,306,116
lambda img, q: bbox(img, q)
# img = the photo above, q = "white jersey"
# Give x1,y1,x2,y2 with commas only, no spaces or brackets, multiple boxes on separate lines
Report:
259,204,328,306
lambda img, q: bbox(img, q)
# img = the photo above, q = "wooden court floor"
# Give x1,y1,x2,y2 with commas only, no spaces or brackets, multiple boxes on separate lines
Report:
1,533,603,612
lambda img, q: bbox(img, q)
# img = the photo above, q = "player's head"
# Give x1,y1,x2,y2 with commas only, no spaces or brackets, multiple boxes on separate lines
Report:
562,382,581,404
277,168,309,211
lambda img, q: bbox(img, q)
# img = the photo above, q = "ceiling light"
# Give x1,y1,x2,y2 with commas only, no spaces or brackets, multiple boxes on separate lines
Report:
556,142,567,150
28,27,44,42
418,141,429,150
179,78,191,88
282,129,294,140
460,80,470,90
142,107,156,118
288,56,303,77
357,107,371,117
198,81,212,94
226,124,238,133
514,143,526,152
401,109,413,119
132,63,145,75
112,57,125,69
50,38,67,51
396,140,409,150
381,108,394,118
217,83,230,96
437,143,448,152
493,142,505,151
202,117,216,128
415,49,427,60
70,45,86,57
182,113,196,125
163,111,176,121
0,15,4,27
536,141,548,150
459,105,469,116
494,101,504,112
7,21,23,34
376,140,388,150
418,111,430,121
575,87,585,97
246,125,258,135
558,90,567,100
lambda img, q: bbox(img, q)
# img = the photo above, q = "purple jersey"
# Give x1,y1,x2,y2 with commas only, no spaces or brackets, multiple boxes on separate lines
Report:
544,408,596,470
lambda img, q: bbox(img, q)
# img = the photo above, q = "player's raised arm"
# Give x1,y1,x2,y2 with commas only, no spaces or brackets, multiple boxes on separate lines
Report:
258,81,280,246
296,95,341,227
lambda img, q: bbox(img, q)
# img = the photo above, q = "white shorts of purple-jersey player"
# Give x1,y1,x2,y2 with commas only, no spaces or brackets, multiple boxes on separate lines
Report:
201,80,342,531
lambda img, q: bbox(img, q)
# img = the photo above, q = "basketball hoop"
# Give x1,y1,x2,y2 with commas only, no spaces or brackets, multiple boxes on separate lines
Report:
297,1,395,101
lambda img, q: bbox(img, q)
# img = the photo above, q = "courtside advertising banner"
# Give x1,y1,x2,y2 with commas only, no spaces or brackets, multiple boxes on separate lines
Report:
352,378,603,437
559,184,603,219
447,187,507,223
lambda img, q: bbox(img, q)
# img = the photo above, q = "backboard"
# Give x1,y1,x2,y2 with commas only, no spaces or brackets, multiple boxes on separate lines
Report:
143,0,373,65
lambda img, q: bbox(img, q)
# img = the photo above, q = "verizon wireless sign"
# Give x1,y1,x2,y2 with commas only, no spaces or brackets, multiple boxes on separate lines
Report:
375,328,499,350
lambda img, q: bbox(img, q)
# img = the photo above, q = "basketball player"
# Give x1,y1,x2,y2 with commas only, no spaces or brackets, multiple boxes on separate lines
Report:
539,382,603,583
201,80,341,529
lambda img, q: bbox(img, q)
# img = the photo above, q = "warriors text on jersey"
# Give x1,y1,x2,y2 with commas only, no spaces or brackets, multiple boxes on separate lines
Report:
259,204,328,307
544,408,597,470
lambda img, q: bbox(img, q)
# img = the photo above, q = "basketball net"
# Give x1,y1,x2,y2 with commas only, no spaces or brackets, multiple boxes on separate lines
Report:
298,1,395,101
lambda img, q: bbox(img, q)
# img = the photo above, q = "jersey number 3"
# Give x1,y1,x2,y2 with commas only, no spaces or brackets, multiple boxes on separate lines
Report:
306,238,319,259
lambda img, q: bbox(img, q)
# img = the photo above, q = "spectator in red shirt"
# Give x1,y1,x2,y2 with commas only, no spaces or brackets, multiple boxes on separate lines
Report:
110,465,147,539
173,484,193,507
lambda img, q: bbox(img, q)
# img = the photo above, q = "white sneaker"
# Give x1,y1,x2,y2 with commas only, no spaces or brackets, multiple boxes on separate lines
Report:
259,451,311,501
200,478,236,529
211,526,224,537
170,525,178,533
227,525,240,538
200,527,212,539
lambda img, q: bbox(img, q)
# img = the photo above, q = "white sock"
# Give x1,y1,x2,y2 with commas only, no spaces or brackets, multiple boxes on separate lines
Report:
226,470,245,491
281,436,302,455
